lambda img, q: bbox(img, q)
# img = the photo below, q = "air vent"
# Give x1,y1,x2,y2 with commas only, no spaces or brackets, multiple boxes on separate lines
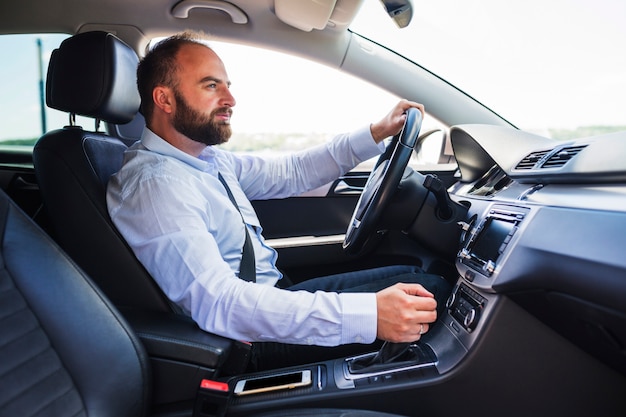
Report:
515,150,550,170
541,145,587,168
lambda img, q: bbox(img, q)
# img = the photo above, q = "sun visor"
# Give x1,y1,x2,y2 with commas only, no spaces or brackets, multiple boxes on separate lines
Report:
274,0,363,32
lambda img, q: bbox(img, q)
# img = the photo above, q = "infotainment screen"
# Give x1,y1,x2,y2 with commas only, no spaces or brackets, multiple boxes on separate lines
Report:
470,217,515,263
461,206,527,276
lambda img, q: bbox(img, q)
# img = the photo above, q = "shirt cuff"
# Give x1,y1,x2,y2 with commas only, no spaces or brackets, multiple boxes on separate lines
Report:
339,292,378,344
349,125,385,162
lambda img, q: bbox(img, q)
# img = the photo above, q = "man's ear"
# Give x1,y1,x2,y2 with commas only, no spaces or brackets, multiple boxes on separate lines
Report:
153,86,174,114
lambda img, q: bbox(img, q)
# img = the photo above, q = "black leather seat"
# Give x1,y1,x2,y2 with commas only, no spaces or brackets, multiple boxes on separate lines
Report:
0,188,151,416
33,32,251,393
33,31,171,312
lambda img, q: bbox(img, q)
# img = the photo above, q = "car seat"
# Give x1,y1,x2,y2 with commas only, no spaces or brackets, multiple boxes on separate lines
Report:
0,188,151,416
32,32,252,391
33,31,171,312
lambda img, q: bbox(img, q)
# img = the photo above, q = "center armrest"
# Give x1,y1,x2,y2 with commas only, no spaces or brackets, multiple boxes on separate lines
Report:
122,309,251,376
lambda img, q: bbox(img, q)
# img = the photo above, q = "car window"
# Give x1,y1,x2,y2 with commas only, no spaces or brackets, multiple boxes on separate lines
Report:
1,33,449,168
0,34,92,148
205,41,447,168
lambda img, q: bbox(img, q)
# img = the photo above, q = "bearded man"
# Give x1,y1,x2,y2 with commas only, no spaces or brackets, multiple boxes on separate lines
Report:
107,31,450,371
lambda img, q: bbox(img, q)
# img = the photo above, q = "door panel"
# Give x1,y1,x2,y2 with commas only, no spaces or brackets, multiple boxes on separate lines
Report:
0,149,43,219
253,164,458,281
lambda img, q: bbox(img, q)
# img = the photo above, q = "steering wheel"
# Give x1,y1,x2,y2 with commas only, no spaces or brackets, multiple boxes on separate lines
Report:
343,107,423,255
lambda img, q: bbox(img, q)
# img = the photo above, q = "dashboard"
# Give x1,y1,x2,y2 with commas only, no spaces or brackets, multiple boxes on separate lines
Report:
442,124,626,375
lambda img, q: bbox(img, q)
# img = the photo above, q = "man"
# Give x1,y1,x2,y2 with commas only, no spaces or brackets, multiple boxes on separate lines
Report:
107,32,450,371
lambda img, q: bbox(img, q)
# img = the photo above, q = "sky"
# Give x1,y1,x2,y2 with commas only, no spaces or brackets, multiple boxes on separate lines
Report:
0,34,71,140
351,0,626,131
1,0,624,141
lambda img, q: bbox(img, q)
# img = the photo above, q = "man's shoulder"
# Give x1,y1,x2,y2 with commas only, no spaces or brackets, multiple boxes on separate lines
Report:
117,146,195,184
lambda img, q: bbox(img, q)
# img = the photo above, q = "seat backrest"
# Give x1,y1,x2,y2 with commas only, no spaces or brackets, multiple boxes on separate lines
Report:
0,189,150,417
33,31,172,312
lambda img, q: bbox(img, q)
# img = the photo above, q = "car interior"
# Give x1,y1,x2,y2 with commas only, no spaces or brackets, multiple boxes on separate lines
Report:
1,0,625,416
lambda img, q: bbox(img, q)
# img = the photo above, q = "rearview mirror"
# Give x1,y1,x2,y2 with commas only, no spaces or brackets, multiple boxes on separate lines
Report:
380,0,413,28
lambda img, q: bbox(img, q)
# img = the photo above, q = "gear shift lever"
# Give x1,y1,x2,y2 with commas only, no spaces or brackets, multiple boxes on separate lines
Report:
372,342,414,363
348,341,436,374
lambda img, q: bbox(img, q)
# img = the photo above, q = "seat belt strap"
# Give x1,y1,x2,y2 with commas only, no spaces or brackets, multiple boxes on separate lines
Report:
218,173,256,283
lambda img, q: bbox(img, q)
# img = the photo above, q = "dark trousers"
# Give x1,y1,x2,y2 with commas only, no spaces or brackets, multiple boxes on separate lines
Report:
248,265,452,372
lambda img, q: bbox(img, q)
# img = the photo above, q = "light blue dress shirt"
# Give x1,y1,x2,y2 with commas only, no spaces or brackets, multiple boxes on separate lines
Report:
107,126,383,346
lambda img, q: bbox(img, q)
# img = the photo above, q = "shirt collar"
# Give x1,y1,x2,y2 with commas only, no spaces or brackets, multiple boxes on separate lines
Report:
140,127,215,172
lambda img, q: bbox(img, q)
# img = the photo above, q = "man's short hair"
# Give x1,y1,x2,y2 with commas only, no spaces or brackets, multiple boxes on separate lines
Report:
136,31,211,122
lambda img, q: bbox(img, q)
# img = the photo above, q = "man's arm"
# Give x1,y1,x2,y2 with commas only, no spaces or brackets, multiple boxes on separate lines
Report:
226,125,381,201
108,163,378,346
232,99,425,201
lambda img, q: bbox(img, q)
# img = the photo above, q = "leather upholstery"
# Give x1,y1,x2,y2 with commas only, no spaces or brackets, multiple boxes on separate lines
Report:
33,31,172,312
0,189,150,416
46,31,140,124
34,127,172,311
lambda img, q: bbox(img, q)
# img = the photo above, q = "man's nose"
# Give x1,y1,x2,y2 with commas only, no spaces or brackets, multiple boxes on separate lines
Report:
221,87,236,107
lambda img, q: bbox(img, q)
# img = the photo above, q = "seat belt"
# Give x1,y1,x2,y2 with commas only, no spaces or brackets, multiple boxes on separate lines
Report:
218,173,256,282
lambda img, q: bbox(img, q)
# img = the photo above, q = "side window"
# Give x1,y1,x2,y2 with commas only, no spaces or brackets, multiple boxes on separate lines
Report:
0,34,92,148
208,41,445,168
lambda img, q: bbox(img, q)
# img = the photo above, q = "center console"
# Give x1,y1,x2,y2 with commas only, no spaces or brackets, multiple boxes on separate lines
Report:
441,204,529,350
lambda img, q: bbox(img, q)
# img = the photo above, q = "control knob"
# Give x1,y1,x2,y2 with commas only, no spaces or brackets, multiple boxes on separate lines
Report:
463,307,480,331
445,292,456,309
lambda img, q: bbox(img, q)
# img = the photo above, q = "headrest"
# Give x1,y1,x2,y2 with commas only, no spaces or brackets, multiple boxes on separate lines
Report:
46,31,140,125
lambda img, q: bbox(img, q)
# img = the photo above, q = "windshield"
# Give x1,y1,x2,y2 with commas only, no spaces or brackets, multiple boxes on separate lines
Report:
351,0,626,138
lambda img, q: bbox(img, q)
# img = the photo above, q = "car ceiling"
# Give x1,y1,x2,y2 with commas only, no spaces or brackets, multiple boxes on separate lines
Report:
1,0,358,54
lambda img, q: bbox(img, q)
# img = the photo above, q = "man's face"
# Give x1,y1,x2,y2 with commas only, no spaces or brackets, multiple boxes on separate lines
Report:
171,43,236,146
172,88,232,146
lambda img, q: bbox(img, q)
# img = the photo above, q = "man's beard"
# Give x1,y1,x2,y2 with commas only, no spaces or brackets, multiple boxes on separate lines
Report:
172,90,232,146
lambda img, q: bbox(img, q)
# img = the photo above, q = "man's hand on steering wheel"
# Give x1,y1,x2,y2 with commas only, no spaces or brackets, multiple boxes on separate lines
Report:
369,99,425,143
